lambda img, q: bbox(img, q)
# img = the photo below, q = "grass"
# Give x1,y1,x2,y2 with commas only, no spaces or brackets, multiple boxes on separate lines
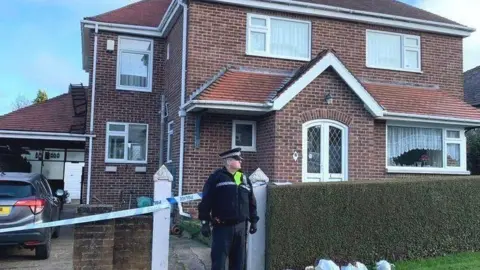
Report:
393,252,480,269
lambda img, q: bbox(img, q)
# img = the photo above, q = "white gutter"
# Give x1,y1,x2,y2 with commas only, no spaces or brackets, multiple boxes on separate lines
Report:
0,130,94,141
183,100,273,113
177,0,190,218
201,0,475,37
81,20,160,31
380,111,480,126
158,0,180,35
86,23,99,205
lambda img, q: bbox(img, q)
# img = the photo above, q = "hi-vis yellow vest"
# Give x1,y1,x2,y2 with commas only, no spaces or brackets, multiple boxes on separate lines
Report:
233,172,243,186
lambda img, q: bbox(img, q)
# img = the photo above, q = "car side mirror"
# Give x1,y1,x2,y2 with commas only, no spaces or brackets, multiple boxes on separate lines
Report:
55,189,65,197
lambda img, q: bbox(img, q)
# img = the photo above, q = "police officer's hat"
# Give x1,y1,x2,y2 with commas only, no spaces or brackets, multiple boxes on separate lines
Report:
219,147,243,160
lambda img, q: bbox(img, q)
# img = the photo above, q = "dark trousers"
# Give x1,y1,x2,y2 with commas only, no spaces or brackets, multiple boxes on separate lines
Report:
211,221,246,270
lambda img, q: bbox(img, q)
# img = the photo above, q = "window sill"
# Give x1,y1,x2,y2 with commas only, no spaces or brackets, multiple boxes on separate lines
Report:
366,65,423,74
233,145,256,152
116,85,152,92
245,52,310,62
105,160,148,164
386,167,470,175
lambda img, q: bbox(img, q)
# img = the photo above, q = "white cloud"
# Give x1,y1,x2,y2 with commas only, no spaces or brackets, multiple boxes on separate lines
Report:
415,0,480,71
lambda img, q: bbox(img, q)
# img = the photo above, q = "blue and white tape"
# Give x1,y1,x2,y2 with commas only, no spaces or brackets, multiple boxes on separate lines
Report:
0,192,203,234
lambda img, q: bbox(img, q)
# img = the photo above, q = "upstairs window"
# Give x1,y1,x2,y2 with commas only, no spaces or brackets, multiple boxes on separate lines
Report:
366,30,421,72
116,36,153,92
247,14,311,61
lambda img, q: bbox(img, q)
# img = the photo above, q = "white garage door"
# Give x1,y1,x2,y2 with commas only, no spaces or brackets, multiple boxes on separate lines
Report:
63,162,84,200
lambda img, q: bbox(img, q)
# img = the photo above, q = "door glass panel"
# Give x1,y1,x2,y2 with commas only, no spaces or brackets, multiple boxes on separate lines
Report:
329,126,342,174
307,126,322,174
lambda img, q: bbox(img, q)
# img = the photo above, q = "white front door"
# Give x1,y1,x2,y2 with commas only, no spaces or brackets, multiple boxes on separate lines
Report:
64,162,84,200
302,120,348,182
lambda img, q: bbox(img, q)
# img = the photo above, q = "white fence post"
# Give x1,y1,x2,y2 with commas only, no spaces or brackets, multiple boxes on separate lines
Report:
152,165,173,270
247,168,269,270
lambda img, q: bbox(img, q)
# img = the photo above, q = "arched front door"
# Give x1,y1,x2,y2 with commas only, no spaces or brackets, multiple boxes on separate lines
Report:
302,120,348,182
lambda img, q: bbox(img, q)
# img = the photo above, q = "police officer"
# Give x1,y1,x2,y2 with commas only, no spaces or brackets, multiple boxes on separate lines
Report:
198,147,259,270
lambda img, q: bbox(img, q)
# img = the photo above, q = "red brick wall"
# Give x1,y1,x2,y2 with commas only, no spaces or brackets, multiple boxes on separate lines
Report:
186,1,464,99
182,113,264,216
275,68,385,181
163,14,184,197
82,30,165,207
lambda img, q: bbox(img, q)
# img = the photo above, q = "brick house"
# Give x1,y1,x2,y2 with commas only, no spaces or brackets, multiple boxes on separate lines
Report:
80,0,480,216
465,65,480,107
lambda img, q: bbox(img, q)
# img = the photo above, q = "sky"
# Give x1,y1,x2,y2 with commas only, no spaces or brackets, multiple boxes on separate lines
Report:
0,0,479,115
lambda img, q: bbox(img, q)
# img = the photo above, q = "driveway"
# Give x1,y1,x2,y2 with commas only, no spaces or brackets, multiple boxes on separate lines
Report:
0,204,76,270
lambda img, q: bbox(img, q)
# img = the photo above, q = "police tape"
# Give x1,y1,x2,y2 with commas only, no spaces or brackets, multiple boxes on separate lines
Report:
0,192,203,234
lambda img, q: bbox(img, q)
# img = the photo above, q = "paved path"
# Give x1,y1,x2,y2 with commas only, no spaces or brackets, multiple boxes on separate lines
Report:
169,236,212,270
0,205,76,270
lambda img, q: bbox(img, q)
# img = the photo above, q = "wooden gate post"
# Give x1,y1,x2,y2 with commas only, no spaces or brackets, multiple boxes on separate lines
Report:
246,168,269,270
152,165,173,270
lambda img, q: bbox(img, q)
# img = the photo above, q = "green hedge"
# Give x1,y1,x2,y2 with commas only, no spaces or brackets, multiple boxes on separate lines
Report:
266,176,480,270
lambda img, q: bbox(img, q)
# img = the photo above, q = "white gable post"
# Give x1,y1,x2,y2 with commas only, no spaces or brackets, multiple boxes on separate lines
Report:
246,168,269,270
152,165,173,270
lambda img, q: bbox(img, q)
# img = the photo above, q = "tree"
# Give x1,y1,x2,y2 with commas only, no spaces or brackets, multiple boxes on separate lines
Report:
11,95,32,111
33,89,48,104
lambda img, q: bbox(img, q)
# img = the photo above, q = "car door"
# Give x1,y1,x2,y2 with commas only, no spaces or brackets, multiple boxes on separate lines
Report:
37,177,56,223
42,176,60,221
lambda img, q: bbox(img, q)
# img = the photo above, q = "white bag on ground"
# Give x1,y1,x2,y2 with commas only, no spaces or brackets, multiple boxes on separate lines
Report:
315,259,340,270
376,260,395,270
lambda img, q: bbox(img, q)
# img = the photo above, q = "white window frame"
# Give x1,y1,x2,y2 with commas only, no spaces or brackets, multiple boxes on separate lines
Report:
246,13,311,61
167,121,174,163
385,122,468,174
166,43,170,60
105,122,149,164
366,29,422,73
232,120,257,152
116,36,154,92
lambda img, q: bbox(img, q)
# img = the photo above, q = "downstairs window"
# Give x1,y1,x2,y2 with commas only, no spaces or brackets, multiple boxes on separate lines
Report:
387,125,465,172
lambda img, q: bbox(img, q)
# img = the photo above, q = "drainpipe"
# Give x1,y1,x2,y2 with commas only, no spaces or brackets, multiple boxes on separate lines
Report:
177,0,190,217
159,94,165,167
86,23,99,204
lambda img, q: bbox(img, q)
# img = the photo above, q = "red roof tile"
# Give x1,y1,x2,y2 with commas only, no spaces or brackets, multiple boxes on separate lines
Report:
86,0,464,28
0,92,85,134
364,82,480,121
289,0,462,26
85,0,171,27
193,68,291,103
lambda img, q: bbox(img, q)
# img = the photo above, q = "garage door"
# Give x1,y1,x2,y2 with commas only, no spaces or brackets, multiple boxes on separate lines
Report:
64,162,84,200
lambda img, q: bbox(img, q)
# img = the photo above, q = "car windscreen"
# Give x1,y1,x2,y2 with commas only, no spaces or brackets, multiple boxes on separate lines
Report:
0,181,36,198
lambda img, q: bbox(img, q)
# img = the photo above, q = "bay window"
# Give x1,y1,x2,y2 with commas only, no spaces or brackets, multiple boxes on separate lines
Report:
247,14,311,61
106,122,148,163
387,125,466,173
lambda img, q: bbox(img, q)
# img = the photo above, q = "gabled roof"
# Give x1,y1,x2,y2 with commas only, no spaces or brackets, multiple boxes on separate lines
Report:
189,66,292,104
271,49,384,117
84,0,171,27
464,66,480,106
365,82,480,122
0,87,87,134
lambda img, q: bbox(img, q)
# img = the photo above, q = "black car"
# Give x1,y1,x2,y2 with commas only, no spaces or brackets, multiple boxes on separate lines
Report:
0,172,63,259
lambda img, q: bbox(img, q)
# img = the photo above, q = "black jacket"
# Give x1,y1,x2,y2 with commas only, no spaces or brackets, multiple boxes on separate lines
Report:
198,167,259,224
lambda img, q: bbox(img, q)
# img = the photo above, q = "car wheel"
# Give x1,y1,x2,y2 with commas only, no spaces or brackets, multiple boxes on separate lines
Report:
35,234,51,260
52,226,60,238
